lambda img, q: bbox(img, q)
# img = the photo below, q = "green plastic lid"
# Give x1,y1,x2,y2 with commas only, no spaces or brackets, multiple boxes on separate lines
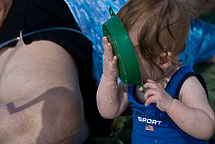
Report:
102,7,142,86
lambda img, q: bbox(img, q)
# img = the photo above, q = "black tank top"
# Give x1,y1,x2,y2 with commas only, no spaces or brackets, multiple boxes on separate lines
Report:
0,0,112,138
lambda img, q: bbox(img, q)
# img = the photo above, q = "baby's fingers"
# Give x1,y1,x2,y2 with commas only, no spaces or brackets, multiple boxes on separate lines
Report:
113,55,117,63
107,43,114,60
145,95,156,106
102,36,108,45
144,80,159,89
144,88,156,102
103,44,114,62
112,56,118,77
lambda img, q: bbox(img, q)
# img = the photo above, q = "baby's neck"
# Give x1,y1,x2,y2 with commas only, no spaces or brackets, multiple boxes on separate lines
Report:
156,64,182,89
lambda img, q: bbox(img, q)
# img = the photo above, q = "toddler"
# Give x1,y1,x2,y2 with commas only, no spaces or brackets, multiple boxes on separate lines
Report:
96,0,215,143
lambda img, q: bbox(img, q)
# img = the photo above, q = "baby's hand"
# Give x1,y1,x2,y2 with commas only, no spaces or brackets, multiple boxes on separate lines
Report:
102,37,118,81
143,79,173,111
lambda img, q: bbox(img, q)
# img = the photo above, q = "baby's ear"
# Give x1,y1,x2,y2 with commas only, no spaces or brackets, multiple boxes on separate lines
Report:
156,52,172,69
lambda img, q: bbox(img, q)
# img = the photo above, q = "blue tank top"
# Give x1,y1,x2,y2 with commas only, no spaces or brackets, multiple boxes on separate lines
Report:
128,66,209,144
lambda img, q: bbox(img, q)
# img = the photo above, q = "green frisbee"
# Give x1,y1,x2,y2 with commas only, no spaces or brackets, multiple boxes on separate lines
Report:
102,7,143,86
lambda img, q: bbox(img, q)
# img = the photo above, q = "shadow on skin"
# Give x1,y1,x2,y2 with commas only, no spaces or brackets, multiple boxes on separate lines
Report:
6,86,82,144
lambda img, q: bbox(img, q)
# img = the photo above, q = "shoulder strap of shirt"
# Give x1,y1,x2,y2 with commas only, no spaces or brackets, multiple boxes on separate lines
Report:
165,66,208,100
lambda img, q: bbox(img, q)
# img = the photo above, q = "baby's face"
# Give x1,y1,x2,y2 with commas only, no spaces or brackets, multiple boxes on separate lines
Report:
128,25,150,82
128,24,161,82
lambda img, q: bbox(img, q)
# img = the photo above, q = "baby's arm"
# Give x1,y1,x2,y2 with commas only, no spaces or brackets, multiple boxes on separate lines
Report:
143,77,214,139
96,37,129,119
167,76,215,139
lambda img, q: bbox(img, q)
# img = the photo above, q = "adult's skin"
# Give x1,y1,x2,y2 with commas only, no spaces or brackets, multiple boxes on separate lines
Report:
0,0,89,143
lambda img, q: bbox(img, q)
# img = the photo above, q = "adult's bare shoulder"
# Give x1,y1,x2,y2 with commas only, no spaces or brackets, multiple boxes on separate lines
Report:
0,39,85,143
0,39,81,101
